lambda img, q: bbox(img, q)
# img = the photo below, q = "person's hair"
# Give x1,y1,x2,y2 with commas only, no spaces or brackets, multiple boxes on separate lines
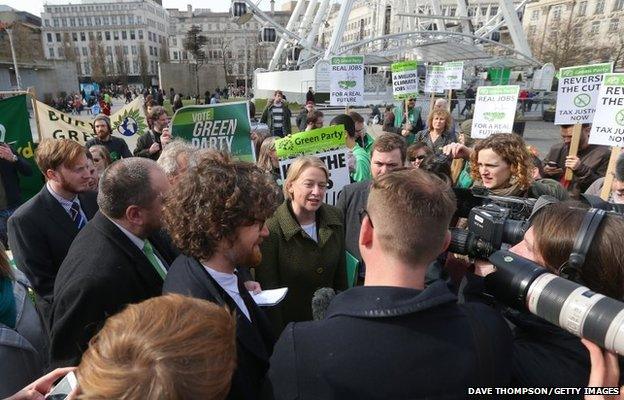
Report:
406,143,433,161
426,108,452,134
93,114,111,133
97,158,161,219
174,94,180,102
348,111,364,124
149,106,167,123
89,145,112,167
532,202,624,299
77,294,237,400
434,98,448,108
274,90,283,97
35,139,86,173
157,139,196,178
0,243,12,279
561,123,591,130
330,114,355,138
459,119,475,147
615,152,624,182
367,169,456,265
283,156,329,201
85,148,93,161
256,136,277,173
470,133,533,190
385,105,393,112
372,133,407,163
163,153,279,260
145,99,155,109
306,110,324,127
420,158,452,184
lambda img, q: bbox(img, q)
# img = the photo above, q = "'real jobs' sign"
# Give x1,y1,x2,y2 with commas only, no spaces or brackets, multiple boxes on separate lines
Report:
554,62,613,125
330,56,364,106
471,85,519,139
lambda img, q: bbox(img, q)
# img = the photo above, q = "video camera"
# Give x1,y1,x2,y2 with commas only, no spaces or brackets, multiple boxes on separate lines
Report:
448,188,536,259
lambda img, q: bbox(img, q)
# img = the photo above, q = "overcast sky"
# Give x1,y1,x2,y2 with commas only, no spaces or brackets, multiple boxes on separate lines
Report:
2,0,291,17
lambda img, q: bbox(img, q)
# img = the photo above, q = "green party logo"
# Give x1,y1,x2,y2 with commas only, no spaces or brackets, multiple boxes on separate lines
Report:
574,93,591,108
338,80,357,90
112,108,148,137
483,112,506,122
616,109,624,127
276,136,295,153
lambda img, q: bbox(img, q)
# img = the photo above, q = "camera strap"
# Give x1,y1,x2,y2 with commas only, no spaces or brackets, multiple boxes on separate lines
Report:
560,208,606,282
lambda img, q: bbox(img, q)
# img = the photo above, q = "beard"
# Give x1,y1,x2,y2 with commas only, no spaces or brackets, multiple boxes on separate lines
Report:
59,173,89,194
227,242,263,269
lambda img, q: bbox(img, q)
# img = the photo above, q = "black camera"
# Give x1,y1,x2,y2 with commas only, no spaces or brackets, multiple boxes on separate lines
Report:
448,192,535,259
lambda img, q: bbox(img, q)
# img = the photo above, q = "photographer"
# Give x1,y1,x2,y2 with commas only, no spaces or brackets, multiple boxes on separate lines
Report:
466,202,624,389
444,133,568,201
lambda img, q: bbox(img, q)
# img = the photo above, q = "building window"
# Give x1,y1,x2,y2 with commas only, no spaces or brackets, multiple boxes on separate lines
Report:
131,45,137,55
86,17,92,26
80,32,86,41
58,47,64,58
96,31,102,40
130,30,136,40
74,47,80,56
103,16,109,25
105,31,111,40
72,32,78,41
173,51,178,60
132,60,138,74
61,18,67,27
129,15,135,24
47,33,53,42
138,30,143,40
449,7,456,16
123,46,128,55
78,17,84,27
111,16,117,25
84,61,90,75
53,18,59,27
491,6,498,14
615,0,624,11
94,16,101,25
44,19,50,27
154,47,157,57
609,18,619,32
70,17,76,27
172,37,177,46
106,46,112,55
49,47,55,58
149,46,153,55
552,5,562,20
148,31,152,41
82,47,88,56
88,31,94,40
55,32,61,42
527,25,536,37
113,31,119,40
122,30,127,40
595,0,605,14
590,20,601,35
578,1,587,16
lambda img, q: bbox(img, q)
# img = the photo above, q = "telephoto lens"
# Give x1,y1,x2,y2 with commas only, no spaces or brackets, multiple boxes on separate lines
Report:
485,250,624,355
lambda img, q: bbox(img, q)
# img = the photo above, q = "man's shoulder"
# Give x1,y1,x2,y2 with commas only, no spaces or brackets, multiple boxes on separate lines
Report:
10,188,47,220
342,180,371,196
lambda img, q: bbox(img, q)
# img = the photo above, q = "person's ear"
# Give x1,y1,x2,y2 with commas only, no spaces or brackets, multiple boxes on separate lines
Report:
359,214,374,249
125,205,143,226
439,230,451,254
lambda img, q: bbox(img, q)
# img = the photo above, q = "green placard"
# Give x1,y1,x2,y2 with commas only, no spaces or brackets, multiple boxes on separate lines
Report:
391,60,418,73
478,86,519,96
170,102,254,162
603,73,624,86
488,68,511,85
331,56,364,65
275,125,346,158
560,63,613,78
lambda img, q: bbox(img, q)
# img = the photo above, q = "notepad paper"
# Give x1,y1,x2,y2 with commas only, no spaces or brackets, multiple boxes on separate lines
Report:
250,287,288,306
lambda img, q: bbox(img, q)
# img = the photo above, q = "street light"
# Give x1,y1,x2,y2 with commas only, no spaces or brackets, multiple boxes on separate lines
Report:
0,21,22,90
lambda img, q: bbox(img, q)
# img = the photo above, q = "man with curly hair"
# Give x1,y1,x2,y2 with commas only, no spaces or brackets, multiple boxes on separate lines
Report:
162,152,280,400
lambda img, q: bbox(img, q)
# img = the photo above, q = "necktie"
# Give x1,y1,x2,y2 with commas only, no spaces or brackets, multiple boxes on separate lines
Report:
70,201,86,229
142,240,166,280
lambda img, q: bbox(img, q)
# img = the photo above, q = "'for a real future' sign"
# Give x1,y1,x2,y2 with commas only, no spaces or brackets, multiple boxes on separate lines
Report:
589,73,624,147
330,56,364,106
555,62,613,125
471,85,519,139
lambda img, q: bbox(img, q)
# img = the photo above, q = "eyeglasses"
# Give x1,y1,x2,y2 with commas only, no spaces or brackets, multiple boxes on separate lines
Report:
408,99,416,102
358,208,374,228
408,155,426,162
93,158,101,162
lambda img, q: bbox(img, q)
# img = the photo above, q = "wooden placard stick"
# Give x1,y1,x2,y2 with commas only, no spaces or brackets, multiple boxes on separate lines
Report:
600,147,621,201
447,89,452,112
429,92,435,114
565,124,582,181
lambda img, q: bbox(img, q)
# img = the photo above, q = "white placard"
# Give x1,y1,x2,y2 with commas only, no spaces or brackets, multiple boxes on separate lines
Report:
444,61,464,90
532,63,556,91
279,149,350,206
589,73,624,147
425,66,445,94
555,62,613,125
471,85,520,139
330,56,364,106
391,60,419,100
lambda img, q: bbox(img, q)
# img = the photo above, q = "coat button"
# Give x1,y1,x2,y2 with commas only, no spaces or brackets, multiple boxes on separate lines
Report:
316,267,324,274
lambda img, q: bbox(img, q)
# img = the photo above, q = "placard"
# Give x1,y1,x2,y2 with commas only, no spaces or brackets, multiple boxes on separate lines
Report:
589,73,624,147
471,85,519,139
391,61,419,100
443,61,464,90
555,62,613,125
330,56,364,106
425,66,445,94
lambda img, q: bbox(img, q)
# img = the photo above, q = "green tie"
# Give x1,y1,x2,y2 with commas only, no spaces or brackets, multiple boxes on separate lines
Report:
142,240,166,280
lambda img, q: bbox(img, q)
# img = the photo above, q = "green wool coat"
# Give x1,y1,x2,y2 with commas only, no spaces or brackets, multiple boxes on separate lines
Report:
255,201,347,333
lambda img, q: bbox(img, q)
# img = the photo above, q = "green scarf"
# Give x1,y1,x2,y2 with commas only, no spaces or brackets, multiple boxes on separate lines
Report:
473,180,528,197
0,277,16,328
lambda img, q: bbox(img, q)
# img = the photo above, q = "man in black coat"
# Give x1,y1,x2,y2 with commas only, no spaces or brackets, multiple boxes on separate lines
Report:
162,155,280,400
268,169,512,399
0,141,33,247
8,139,98,322
134,106,170,160
49,157,172,367
84,114,132,162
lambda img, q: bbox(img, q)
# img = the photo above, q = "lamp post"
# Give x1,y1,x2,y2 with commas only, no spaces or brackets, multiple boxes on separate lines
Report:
1,22,22,90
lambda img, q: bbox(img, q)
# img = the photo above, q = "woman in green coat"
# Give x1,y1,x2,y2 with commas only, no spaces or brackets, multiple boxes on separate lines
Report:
256,156,347,333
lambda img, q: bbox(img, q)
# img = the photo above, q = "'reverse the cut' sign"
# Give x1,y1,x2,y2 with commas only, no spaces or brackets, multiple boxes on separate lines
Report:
589,73,624,147
330,56,364,106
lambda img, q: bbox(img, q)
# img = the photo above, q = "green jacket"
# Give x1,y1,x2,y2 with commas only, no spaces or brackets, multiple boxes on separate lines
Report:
256,201,347,333
351,144,372,183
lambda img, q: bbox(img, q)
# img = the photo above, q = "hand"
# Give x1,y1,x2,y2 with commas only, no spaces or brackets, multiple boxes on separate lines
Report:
543,165,564,176
565,156,581,171
401,129,410,137
148,142,161,155
581,339,623,400
244,280,262,294
473,259,496,277
6,367,76,400
442,143,473,160
160,128,172,147
0,143,15,161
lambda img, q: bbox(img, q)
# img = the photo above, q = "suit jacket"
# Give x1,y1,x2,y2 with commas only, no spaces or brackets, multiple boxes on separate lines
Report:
8,187,98,321
335,181,371,262
49,212,171,367
163,255,275,400
133,130,162,160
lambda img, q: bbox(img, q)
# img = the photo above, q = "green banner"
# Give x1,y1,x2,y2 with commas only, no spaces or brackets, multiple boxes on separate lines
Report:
0,95,43,202
488,68,511,85
331,56,364,65
478,86,519,96
275,125,346,158
602,73,624,86
391,60,418,73
560,62,613,78
170,102,254,162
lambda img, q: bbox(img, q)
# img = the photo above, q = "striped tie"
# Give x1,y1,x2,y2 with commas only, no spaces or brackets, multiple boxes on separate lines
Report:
70,201,86,229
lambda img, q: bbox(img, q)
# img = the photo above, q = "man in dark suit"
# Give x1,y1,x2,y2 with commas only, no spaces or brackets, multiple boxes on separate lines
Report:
49,157,172,367
0,141,33,247
162,154,280,400
268,169,512,398
134,106,170,160
8,139,98,321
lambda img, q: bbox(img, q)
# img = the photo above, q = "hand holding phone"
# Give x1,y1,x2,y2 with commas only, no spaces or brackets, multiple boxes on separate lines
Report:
46,371,77,400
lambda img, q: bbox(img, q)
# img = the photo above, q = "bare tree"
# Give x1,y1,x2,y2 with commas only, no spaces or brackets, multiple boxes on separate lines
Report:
138,43,149,88
61,32,77,62
183,25,207,98
160,40,170,63
88,39,107,83
529,18,589,69
114,45,129,84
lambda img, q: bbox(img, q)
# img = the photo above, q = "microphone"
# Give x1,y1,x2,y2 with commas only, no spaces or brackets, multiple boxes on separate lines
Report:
311,287,336,321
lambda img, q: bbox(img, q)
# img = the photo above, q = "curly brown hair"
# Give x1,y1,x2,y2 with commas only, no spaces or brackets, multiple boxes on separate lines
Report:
163,152,280,261
470,133,533,190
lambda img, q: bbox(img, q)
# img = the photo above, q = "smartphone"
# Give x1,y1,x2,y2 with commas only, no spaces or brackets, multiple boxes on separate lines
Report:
546,161,558,168
46,371,77,400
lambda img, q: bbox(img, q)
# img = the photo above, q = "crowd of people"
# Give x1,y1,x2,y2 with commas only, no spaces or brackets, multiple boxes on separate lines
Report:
1,85,624,400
